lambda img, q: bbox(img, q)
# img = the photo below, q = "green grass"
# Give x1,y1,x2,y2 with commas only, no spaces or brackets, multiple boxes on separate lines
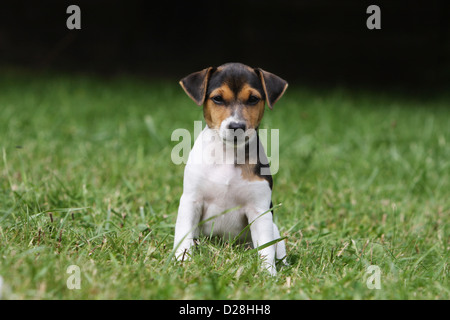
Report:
0,70,449,299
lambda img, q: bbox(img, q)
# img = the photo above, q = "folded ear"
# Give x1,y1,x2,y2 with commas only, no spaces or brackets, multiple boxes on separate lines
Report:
255,68,288,109
179,67,214,106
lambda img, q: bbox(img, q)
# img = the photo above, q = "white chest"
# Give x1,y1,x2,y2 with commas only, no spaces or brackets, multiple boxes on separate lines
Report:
182,129,272,239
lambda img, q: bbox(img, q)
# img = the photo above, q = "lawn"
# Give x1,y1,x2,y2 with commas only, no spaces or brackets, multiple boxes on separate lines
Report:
0,70,448,299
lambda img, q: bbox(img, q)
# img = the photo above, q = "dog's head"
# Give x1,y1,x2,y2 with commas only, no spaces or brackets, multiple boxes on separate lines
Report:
180,62,288,145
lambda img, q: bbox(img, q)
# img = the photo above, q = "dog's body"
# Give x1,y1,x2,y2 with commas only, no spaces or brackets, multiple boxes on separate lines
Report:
174,63,288,275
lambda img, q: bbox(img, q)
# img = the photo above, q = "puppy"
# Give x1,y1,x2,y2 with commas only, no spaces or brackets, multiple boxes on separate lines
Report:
174,62,288,275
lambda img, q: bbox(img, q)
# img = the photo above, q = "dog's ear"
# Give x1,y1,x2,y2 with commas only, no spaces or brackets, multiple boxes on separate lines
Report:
179,67,214,106
255,68,288,109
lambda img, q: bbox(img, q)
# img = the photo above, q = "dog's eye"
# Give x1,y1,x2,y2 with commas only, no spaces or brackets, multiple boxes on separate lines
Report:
247,95,260,105
211,95,224,104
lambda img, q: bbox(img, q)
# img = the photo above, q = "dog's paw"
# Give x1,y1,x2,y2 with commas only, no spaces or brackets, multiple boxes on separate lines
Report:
175,249,191,262
277,255,289,267
260,260,277,276
174,247,192,262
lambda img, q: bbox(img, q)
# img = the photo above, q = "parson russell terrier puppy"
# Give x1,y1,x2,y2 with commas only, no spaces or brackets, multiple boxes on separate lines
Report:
173,62,288,275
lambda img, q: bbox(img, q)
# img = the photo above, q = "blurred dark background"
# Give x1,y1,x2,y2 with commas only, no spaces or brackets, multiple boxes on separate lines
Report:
0,0,449,89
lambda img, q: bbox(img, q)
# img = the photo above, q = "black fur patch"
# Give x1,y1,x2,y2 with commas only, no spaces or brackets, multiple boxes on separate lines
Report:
206,63,265,100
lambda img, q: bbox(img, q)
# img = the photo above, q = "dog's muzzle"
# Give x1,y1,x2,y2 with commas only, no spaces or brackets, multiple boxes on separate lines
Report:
220,117,256,146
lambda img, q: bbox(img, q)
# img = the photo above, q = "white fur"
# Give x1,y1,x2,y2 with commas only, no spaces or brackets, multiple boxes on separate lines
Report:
174,127,286,275
219,115,257,146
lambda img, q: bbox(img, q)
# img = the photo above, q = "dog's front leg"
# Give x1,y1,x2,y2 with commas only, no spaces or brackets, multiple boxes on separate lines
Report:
173,194,202,261
248,210,277,276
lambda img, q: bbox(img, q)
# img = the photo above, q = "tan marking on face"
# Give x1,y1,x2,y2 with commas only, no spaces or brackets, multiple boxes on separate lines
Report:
238,84,265,130
238,163,266,182
203,85,234,129
210,85,234,102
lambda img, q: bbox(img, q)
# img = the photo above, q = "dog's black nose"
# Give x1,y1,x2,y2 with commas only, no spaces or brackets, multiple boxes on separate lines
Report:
228,122,246,131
